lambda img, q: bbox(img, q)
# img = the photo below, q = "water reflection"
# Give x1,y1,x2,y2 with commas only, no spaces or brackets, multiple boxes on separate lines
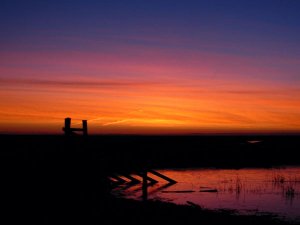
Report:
112,166,300,222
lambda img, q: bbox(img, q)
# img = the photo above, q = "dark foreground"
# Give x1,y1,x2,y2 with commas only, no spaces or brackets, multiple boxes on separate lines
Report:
2,190,292,225
1,135,300,224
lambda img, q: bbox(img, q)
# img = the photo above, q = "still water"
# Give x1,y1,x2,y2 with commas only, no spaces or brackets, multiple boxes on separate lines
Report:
112,166,300,222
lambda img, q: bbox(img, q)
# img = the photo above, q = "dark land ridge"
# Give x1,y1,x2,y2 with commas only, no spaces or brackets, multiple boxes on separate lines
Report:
1,135,299,224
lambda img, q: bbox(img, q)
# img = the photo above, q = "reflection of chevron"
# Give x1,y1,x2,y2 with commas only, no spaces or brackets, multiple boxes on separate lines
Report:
108,171,177,201
109,174,127,184
148,170,177,184
120,173,141,184
136,173,158,184
108,170,176,187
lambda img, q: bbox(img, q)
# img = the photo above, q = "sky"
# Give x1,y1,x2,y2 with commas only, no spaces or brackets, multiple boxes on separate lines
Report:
0,0,300,134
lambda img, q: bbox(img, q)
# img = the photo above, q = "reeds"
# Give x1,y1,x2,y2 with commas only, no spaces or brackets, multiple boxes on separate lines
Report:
271,173,298,199
285,185,295,197
272,173,300,184
218,173,299,198
235,177,242,194
218,176,244,194
272,174,285,184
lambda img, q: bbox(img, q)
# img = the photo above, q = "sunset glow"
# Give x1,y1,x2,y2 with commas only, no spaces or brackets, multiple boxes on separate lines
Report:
1,1,300,134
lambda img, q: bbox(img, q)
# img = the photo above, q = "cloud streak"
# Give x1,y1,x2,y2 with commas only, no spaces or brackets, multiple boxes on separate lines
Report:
0,77,161,88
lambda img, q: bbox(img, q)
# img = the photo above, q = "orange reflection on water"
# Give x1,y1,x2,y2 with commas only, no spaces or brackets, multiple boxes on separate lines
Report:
113,167,300,222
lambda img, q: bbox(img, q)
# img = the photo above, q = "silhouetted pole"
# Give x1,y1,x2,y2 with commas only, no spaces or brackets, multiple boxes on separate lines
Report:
82,120,88,136
137,172,158,184
142,170,148,201
64,117,71,136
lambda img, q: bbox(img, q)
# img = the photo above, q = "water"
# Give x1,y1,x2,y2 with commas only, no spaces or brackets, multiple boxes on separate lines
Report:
112,166,300,222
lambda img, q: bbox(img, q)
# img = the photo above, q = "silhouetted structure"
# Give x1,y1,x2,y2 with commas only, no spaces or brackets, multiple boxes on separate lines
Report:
142,170,148,201
63,117,88,136
109,170,176,186
109,170,177,200
62,117,176,200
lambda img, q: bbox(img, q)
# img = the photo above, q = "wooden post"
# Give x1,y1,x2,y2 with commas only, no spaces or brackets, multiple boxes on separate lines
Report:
82,120,88,136
64,117,71,136
142,170,148,201
137,172,158,184
63,118,88,136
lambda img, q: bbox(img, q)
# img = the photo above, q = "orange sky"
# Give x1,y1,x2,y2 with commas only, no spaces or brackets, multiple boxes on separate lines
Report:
1,70,300,134
1,1,300,134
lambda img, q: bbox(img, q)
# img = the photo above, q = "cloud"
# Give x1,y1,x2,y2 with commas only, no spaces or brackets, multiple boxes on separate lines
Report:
0,77,161,89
